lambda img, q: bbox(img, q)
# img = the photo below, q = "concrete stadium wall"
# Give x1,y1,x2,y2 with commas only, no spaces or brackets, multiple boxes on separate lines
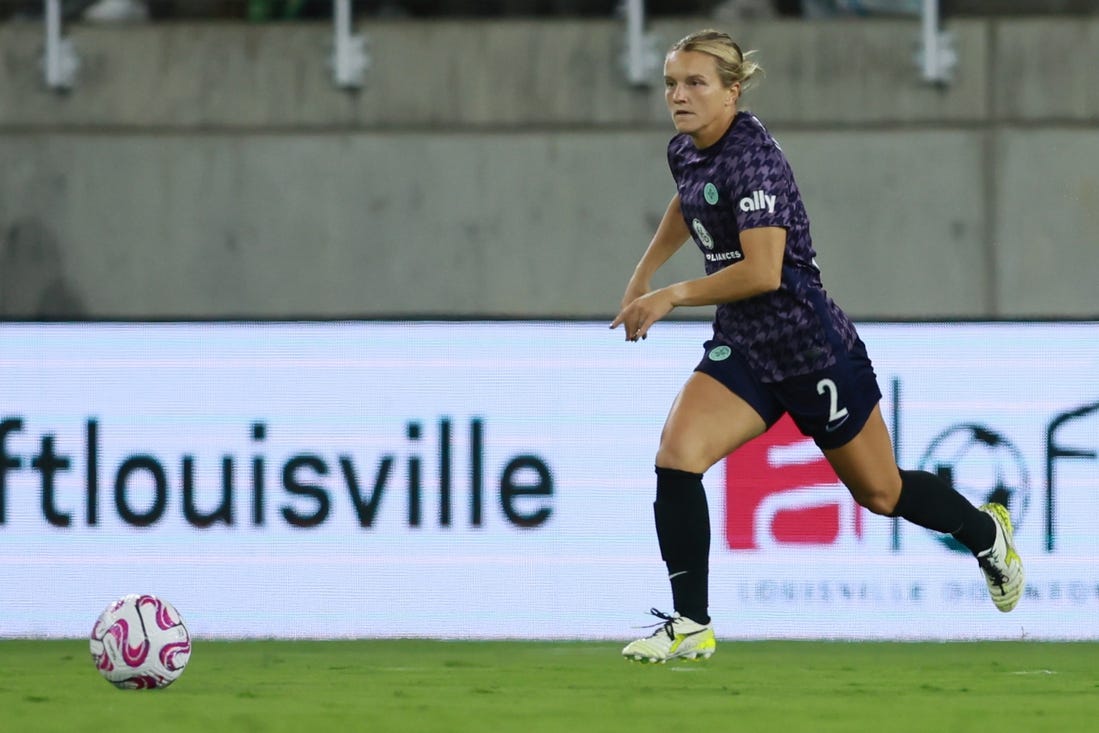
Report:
0,17,1096,319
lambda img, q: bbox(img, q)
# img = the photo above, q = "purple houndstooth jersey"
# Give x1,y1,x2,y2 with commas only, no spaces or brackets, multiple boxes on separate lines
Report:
668,111,859,382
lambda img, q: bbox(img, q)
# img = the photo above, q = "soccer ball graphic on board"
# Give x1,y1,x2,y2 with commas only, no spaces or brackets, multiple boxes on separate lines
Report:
917,423,1031,554
89,594,192,689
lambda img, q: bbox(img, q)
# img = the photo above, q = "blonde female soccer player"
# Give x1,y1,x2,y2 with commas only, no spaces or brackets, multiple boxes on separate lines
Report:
611,29,1023,663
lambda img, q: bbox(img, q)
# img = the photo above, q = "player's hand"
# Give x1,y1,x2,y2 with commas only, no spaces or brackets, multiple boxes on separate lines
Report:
610,289,675,342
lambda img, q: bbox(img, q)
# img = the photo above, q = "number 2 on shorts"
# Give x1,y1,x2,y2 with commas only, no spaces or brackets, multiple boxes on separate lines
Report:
817,378,849,424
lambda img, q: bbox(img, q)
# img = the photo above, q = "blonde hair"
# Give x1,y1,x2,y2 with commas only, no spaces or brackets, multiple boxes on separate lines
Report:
670,29,763,92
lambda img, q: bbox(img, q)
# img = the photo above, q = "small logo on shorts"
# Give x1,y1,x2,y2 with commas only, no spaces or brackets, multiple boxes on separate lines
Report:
703,183,719,205
708,345,732,361
824,414,850,433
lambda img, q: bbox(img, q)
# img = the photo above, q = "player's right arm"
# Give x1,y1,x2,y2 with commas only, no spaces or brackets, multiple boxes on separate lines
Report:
620,194,691,308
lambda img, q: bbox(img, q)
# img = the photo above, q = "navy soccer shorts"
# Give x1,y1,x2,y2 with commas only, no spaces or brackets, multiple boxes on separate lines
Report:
693,337,883,450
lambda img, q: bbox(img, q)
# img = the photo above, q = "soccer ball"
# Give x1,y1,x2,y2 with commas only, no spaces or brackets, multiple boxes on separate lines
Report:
89,594,192,689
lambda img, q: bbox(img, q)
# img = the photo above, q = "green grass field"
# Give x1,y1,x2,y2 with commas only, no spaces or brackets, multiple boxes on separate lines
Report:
3,639,1098,732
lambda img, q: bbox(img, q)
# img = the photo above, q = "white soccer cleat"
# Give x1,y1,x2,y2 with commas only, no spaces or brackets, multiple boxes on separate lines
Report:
977,503,1025,613
622,609,716,664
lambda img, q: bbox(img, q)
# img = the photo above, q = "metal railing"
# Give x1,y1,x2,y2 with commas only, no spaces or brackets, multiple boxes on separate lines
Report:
614,0,956,89
39,0,371,92
37,0,956,93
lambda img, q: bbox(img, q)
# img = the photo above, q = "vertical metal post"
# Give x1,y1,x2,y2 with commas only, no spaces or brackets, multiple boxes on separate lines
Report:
920,0,939,81
44,0,60,79
620,0,658,88
625,0,645,85
331,0,370,90
918,0,956,85
43,0,79,91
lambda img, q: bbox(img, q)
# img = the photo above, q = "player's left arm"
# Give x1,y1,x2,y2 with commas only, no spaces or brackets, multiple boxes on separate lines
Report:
665,227,784,306
613,142,792,342
666,141,793,307
613,227,784,341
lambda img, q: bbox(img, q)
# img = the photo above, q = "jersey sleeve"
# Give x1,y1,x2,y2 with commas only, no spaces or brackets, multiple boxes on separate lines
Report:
730,141,797,231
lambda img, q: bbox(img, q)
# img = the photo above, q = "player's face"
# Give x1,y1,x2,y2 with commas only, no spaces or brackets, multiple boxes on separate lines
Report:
663,50,739,148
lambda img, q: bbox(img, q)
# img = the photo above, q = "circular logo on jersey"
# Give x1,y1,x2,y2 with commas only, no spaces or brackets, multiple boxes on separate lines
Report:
703,183,719,205
692,218,714,250
708,345,732,361
916,423,1030,555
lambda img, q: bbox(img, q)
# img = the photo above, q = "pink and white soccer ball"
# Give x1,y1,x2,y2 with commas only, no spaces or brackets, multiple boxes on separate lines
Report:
89,594,192,690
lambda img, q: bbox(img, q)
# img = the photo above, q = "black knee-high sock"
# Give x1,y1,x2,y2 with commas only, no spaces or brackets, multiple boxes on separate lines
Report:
653,466,710,624
890,470,996,555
